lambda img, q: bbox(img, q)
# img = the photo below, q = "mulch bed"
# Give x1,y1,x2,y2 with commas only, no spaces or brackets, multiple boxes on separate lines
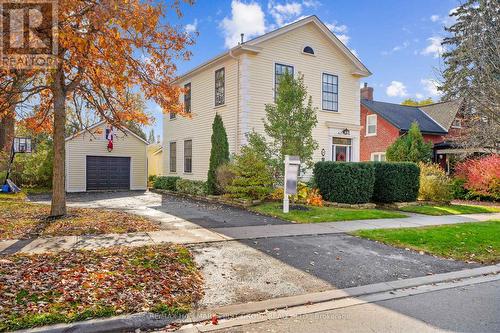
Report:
0,201,161,240
0,244,204,331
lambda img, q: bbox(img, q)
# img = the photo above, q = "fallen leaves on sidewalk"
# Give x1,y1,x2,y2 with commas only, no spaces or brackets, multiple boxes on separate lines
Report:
0,201,160,240
0,244,204,331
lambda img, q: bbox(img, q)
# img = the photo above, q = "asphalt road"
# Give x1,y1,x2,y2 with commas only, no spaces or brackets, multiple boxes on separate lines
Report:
214,280,500,333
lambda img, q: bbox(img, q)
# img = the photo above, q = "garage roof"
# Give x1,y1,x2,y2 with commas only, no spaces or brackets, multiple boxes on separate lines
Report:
65,120,149,144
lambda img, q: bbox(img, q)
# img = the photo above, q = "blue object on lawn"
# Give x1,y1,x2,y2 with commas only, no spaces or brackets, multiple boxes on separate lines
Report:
1,184,10,193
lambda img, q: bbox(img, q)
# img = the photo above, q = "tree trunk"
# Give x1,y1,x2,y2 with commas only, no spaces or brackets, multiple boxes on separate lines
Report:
0,104,16,153
50,66,67,217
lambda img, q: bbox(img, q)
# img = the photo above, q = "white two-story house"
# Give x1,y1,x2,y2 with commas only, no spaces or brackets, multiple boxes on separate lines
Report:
163,15,371,180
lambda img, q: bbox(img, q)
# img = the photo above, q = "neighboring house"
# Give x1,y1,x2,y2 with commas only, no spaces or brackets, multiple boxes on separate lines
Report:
147,143,163,177
163,15,371,180
359,84,448,162
65,121,148,192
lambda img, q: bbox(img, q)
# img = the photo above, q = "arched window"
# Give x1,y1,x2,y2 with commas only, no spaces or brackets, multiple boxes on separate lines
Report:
303,46,314,55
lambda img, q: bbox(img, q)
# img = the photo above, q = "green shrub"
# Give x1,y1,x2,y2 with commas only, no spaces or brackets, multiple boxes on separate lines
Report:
372,162,420,203
148,175,158,183
153,176,180,191
0,140,53,188
386,122,432,163
175,179,206,196
226,147,273,200
450,178,468,199
313,162,375,204
206,114,230,195
215,163,236,194
418,162,452,202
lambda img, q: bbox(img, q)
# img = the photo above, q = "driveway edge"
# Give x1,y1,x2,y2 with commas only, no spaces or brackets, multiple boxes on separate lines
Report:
16,264,500,333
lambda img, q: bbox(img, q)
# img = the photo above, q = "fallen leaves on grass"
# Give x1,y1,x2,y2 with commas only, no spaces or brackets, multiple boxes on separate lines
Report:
0,201,160,240
0,244,204,331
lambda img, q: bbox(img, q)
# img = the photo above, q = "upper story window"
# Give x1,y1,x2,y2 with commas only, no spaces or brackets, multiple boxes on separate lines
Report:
184,139,192,173
184,83,191,113
303,46,314,55
322,73,338,111
275,63,294,101
451,119,462,128
366,114,377,135
215,68,225,106
169,142,176,173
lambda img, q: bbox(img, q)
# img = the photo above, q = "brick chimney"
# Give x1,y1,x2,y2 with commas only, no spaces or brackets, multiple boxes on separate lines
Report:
360,82,373,101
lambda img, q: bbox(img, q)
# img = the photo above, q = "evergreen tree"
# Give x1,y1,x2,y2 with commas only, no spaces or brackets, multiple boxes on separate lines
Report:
441,0,499,150
386,122,432,163
207,113,230,194
148,129,155,143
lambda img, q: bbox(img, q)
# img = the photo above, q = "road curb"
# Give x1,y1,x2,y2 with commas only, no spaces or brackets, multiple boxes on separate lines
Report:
15,264,500,333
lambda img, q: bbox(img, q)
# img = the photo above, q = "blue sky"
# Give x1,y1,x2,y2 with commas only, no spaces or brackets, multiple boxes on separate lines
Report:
145,0,460,140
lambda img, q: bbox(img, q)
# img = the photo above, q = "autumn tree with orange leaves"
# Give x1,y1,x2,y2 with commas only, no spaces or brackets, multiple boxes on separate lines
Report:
1,0,194,216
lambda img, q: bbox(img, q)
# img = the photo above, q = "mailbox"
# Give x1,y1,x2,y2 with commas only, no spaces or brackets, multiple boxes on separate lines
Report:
283,155,300,213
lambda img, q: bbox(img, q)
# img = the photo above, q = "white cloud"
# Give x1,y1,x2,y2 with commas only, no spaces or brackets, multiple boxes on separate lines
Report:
420,79,442,97
185,19,198,33
382,40,410,55
386,81,408,97
325,22,350,45
220,0,267,48
430,14,440,22
421,36,444,58
268,1,303,26
302,0,321,8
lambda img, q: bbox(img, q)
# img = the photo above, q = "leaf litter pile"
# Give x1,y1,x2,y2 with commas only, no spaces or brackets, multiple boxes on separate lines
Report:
0,244,204,331
0,201,160,240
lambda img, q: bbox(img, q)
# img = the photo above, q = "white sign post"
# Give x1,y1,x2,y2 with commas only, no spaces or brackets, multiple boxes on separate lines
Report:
283,155,300,213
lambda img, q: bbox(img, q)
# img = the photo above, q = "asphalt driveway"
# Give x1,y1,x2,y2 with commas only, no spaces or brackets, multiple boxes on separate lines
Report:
155,193,290,228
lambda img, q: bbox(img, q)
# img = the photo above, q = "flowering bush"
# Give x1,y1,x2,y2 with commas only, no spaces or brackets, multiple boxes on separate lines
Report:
269,183,323,207
455,155,500,200
418,162,452,202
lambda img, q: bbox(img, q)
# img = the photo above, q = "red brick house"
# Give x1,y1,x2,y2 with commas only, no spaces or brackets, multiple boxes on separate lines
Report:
359,83,450,162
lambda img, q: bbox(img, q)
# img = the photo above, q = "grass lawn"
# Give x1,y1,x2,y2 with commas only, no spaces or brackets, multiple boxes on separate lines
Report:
0,244,203,331
399,204,500,216
251,202,407,223
0,201,160,240
353,220,499,264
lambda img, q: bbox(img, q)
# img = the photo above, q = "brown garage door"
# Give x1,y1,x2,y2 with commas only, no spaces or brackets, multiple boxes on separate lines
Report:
86,156,130,191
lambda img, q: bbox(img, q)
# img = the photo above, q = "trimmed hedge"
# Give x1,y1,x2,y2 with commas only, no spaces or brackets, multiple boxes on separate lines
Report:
372,162,420,203
175,179,207,196
313,162,375,204
153,176,180,191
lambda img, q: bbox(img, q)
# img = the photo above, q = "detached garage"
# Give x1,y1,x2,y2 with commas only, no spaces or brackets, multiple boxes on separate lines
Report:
65,121,148,192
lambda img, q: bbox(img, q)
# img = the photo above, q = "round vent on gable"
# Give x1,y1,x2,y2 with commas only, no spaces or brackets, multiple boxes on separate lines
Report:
303,46,314,55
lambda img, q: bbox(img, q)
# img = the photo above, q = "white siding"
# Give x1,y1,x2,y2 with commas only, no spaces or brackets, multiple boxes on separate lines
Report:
163,21,364,180
163,57,239,180
65,123,147,192
244,22,361,164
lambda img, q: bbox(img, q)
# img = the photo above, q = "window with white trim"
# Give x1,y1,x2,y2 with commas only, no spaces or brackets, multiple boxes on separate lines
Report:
184,139,192,173
215,68,225,106
322,73,338,111
371,152,386,162
366,114,377,135
332,137,352,162
275,63,294,101
169,142,176,172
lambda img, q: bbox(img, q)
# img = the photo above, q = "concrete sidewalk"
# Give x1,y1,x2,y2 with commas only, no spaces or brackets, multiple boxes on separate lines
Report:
1,212,499,255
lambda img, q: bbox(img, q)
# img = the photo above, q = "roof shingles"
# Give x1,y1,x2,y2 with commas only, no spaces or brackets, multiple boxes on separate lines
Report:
361,99,448,135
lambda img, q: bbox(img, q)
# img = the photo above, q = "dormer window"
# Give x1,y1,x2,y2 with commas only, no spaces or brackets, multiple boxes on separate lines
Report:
303,46,314,55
